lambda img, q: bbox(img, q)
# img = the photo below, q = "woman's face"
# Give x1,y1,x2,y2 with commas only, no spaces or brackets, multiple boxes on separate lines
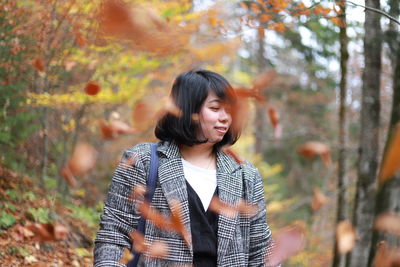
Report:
197,92,232,144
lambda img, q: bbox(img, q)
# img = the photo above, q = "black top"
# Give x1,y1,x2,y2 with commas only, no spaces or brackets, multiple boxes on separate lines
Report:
186,181,218,267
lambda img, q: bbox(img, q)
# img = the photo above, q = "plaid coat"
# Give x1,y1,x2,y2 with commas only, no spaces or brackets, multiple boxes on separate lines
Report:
94,141,277,267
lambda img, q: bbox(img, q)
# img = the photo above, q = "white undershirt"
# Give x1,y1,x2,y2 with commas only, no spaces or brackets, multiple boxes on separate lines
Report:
181,158,217,211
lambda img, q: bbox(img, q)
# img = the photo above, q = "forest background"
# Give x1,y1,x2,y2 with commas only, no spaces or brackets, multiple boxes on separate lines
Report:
0,0,399,266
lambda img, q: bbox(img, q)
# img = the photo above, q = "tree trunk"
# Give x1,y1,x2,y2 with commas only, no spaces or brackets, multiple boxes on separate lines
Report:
332,1,349,266
368,0,400,264
346,0,382,266
254,32,268,157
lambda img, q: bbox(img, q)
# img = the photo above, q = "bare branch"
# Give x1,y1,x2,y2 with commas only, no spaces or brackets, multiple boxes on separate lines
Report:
348,0,400,25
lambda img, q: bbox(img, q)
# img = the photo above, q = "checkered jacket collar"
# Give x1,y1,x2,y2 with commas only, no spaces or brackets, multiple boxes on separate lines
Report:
156,141,244,260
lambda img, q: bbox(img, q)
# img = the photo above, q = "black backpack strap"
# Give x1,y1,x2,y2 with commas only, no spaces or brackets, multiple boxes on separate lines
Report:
128,143,159,267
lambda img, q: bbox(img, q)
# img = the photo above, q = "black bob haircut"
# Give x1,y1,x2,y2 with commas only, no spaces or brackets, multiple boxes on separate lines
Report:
155,69,241,148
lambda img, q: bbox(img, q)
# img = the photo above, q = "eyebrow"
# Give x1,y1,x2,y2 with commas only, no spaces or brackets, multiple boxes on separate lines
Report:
207,98,221,104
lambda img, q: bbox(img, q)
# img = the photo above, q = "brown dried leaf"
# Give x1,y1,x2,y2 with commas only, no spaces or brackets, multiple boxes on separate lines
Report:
297,141,331,167
336,220,356,254
60,166,77,187
84,81,100,96
130,231,147,253
379,123,400,184
374,212,400,236
138,201,174,231
129,184,146,201
237,200,258,218
373,242,400,267
170,200,191,247
268,225,305,266
208,196,238,218
147,241,168,259
132,101,157,131
10,224,34,241
119,247,134,265
252,70,276,92
221,147,245,164
67,143,97,176
311,187,328,212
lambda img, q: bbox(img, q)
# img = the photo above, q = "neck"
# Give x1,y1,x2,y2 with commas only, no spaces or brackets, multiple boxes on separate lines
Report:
179,143,216,170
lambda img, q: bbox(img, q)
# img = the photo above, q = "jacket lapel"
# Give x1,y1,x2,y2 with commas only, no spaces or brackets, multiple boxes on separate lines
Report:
215,150,243,262
156,142,193,256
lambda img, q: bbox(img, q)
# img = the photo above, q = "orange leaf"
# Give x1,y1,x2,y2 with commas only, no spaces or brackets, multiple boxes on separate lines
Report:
252,70,276,92
67,143,97,176
84,81,100,96
170,200,191,247
130,231,147,253
33,58,45,72
60,166,77,187
336,220,356,254
208,16,217,27
221,147,245,164
373,242,400,267
267,225,305,266
374,212,400,236
237,199,258,218
119,247,134,265
208,196,238,218
267,107,279,128
132,101,156,131
311,187,328,212
147,241,168,259
297,141,331,166
268,22,285,33
379,123,400,184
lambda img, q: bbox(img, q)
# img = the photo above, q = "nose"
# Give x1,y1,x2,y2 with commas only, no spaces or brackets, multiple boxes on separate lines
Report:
219,107,230,122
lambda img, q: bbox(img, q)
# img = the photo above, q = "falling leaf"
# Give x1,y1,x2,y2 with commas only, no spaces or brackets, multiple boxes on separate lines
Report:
130,231,147,253
267,107,282,140
209,196,238,218
267,225,305,266
252,70,276,92
147,241,168,258
235,87,265,102
163,97,182,118
237,199,258,218
373,242,400,267
60,166,77,187
336,220,356,254
67,143,97,176
119,247,134,265
379,123,400,184
311,187,328,212
84,81,100,96
33,58,45,72
221,147,245,164
170,200,191,247
374,212,400,236
132,101,157,131
297,141,332,167
138,201,174,231
129,184,146,202
99,119,136,140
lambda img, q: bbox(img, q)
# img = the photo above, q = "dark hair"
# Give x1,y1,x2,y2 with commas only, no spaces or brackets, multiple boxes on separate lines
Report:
155,69,240,148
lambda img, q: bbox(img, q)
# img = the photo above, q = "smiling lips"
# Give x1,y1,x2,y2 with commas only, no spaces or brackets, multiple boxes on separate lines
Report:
215,126,228,134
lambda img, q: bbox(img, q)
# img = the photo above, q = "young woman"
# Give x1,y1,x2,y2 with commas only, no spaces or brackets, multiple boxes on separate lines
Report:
94,69,277,266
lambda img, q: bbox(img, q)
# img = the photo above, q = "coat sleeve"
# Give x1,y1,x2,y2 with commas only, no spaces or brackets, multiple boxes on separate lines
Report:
94,147,149,267
248,169,280,267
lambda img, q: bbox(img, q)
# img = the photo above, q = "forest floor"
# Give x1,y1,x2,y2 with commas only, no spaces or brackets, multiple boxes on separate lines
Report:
0,166,96,266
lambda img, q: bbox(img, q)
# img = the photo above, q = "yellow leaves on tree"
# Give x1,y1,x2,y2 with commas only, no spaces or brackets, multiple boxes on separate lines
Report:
378,123,400,184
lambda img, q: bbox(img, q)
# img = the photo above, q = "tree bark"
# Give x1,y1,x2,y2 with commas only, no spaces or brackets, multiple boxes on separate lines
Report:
368,0,400,264
346,0,382,266
332,1,349,266
254,32,268,157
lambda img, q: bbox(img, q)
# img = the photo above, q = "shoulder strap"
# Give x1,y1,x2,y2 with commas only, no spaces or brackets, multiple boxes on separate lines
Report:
128,143,159,267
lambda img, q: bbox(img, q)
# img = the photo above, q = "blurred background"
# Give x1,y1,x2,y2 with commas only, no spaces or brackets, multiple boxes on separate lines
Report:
0,0,399,266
